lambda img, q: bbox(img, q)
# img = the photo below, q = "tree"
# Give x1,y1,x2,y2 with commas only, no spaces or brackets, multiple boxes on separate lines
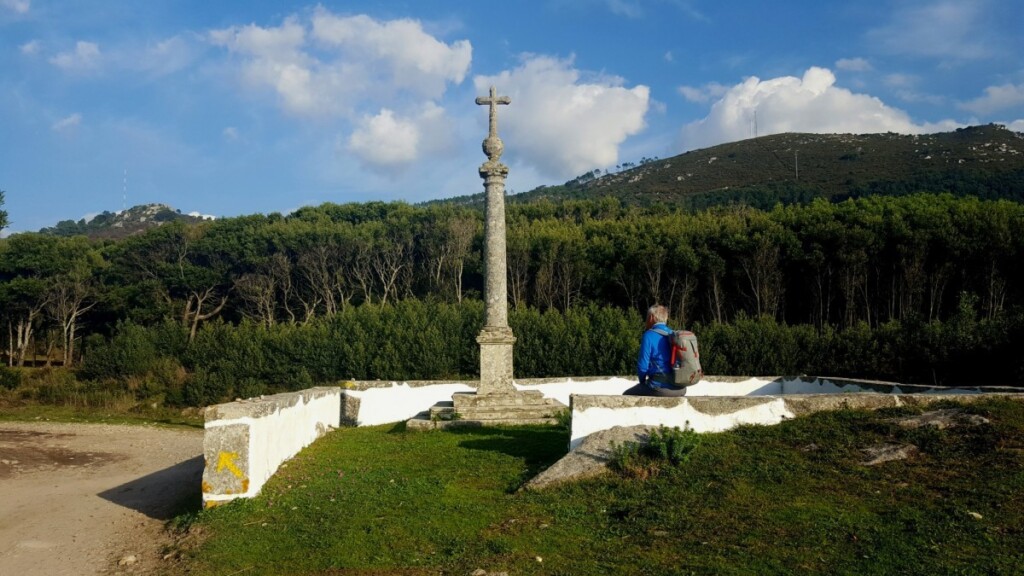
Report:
0,190,8,233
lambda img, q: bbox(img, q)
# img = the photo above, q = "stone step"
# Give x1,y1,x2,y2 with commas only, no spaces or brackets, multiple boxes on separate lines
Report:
454,406,564,420
452,391,564,410
405,413,560,430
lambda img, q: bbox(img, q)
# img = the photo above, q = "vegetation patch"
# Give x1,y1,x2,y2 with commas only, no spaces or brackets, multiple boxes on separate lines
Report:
174,399,1024,575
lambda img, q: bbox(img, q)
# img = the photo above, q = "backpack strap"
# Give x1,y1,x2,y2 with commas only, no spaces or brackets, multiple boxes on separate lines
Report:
651,328,678,366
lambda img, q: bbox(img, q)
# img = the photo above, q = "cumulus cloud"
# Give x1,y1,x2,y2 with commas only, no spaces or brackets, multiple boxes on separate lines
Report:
960,83,1024,115
50,41,102,72
311,11,471,98
679,67,960,151
835,57,871,72
1,0,29,14
210,10,471,119
474,55,650,179
347,103,452,170
52,113,82,132
1007,120,1024,133
867,0,990,60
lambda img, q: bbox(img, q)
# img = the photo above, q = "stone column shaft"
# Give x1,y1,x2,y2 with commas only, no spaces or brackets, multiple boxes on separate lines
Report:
482,166,509,329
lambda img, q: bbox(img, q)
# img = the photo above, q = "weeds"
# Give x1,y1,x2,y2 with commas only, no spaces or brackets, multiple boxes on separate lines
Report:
611,425,702,479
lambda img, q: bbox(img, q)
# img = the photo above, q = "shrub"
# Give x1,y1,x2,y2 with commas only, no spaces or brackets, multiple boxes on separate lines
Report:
0,366,23,390
611,425,702,479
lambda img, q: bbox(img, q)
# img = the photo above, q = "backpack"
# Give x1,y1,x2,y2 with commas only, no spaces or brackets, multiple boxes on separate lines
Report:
653,328,704,387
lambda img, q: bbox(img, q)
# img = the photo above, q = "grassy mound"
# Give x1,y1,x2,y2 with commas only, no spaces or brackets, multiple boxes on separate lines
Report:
175,399,1024,575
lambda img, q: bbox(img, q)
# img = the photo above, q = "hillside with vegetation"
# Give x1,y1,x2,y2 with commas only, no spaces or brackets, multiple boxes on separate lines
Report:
38,203,213,240
503,123,1024,209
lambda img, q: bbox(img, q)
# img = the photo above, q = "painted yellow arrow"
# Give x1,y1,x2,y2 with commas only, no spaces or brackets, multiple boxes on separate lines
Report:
216,451,244,479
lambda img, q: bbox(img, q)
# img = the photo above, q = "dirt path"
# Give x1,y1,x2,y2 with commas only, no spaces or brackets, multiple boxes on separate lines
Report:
0,421,204,575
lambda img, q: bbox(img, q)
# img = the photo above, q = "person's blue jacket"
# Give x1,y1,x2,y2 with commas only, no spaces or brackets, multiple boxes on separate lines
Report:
637,322,674,388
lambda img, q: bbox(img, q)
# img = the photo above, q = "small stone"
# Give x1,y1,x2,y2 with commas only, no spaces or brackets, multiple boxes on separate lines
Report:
117,555,137,566
535,556,543,563
471,570,487,576
967,511,983,520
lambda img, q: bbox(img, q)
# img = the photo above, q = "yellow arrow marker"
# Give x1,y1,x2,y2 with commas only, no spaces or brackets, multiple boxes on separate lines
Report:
217,451,244,479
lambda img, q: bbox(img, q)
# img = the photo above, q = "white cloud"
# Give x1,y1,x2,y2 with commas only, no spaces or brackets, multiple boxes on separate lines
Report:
222,126,239,141
52,113,82,132
19,40,39,55
49,41,101,72
347,109,420,168
1,0,29,14
960,83,1024,115
679,67,960,151
311,11,471,98
1007,119,1024,132
867,0,990,60
210,10,471,119
347,103,453,170
475,55,650,179
678,82,729,103
835,57,871,72
664,51,673,63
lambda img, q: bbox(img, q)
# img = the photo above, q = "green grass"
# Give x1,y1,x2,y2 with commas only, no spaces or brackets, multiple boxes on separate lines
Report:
0,403,203,428
176,399,1024,575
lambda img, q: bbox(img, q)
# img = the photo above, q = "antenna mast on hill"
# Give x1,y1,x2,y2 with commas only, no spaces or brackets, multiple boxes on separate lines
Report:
754,110,758,138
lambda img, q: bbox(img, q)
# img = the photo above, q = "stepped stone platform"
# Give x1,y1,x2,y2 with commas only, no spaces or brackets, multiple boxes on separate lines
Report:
406,390,566,430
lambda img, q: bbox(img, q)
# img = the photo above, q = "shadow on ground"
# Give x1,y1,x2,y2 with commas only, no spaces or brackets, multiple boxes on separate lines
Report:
98,455,204,520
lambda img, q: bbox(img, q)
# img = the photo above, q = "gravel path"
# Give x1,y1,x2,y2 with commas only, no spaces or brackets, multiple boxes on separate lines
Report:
0,421,204,575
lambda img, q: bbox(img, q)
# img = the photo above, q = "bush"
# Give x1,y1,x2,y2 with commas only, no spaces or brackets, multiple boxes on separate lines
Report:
611,425,702,479
0,366,23,390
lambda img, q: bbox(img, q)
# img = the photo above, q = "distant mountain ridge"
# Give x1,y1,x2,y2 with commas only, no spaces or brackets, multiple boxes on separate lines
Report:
39,203,214,239
433,124,1024,209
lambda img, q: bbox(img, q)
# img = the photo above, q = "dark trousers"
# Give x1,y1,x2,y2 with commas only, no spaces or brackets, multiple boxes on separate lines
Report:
623,379,688,397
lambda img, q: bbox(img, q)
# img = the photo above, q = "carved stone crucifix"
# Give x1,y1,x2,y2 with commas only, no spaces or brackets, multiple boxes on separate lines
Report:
475,85,511,162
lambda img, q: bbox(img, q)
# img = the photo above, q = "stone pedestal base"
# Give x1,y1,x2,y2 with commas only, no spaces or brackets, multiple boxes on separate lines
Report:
406,390,566,430
477,326,515,395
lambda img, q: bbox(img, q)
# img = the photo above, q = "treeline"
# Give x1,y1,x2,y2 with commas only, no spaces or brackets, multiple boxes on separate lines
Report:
1,192,1023,405
2,301,1020,408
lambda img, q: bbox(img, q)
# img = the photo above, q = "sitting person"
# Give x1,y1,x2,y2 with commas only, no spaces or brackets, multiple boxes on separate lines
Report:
623,304,688,397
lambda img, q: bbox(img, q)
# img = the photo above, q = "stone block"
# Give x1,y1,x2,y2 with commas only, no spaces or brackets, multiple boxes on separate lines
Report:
202,423,250,503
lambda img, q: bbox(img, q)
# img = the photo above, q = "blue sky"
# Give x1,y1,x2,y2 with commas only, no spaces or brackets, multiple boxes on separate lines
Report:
1,0,1022,233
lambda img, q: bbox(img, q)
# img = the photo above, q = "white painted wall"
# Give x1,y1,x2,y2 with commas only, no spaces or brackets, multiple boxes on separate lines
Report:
204,390,341,505
569,398,795,450
348,382,475,426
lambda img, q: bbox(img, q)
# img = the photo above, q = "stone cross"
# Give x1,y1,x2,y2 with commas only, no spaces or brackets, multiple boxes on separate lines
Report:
475,86,515,394
476,85,511,162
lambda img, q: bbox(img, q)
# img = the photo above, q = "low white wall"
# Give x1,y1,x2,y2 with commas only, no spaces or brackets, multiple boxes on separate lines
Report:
203,388,342,507
203,376,1012,506
568,397,795,450
346,382,475,426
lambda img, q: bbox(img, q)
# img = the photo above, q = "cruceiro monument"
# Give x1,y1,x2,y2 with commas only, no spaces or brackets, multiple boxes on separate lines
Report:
408,87,565,428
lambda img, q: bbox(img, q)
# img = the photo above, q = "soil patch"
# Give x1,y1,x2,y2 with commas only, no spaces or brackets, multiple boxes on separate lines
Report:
0,421,203,575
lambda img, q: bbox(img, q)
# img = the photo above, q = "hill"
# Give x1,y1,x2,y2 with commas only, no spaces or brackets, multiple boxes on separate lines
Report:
38,203,214,240
433,124,1024,210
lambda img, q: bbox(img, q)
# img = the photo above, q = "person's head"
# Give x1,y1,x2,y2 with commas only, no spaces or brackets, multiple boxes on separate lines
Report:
646,304,669,328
